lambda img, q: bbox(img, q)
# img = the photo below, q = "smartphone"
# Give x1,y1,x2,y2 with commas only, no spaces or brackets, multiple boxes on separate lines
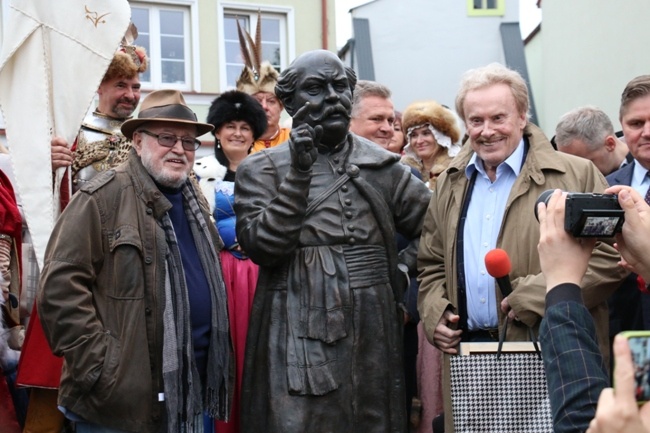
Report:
619,330,650,404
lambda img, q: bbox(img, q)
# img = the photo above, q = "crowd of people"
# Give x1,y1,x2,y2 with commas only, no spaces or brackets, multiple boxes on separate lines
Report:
2,15,650,433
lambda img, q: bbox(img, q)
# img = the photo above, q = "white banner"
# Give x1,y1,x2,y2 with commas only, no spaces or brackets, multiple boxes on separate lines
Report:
0,0,131,268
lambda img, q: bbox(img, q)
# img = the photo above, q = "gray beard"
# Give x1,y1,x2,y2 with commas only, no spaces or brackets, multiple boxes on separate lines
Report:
111,103,136,119
140,154,188,189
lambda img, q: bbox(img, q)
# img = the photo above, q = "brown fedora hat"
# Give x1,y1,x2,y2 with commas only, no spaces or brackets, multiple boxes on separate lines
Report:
121,89,214,139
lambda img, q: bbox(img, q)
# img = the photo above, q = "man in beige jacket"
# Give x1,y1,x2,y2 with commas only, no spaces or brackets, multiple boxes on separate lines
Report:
417,63,626,432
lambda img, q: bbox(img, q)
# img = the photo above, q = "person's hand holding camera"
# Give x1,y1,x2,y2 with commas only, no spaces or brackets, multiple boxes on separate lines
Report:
537,189,597,291
605,185,650,282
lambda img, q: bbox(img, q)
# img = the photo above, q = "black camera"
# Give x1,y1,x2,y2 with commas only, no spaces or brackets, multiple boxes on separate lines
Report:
535,189,624,237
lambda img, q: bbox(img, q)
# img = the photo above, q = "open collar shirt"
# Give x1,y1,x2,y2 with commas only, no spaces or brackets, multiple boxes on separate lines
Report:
463,138,525,330
631,159,650,198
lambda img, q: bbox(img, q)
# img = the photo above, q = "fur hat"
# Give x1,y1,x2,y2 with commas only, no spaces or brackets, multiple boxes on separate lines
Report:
121,90,214,139
206,90,268,140
102,23,148,83
234,12,280,97
402,100,461,145
102,47,148,82
237,62,279,95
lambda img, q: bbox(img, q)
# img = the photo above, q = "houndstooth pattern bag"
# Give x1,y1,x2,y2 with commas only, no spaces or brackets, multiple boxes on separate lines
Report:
450,323,553,433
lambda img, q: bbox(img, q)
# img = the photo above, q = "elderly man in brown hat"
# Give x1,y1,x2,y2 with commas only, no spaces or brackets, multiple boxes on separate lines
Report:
17,41,150,433
38,90,231,433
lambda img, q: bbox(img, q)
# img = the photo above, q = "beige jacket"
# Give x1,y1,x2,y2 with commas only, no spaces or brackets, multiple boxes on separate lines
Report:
417,123,627,431
401,152,453,190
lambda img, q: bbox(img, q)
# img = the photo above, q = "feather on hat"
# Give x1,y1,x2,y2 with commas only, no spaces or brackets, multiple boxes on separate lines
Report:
103,22,148,82
235,12,279,96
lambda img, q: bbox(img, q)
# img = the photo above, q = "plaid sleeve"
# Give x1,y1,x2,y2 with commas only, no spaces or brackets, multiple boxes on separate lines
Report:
540,284,609,433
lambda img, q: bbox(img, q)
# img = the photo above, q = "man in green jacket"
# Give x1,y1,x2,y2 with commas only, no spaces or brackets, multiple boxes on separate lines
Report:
417,63,627,432
38,90,230,433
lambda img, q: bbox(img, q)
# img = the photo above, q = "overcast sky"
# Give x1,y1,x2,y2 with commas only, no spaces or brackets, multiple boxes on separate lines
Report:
334,0,543,48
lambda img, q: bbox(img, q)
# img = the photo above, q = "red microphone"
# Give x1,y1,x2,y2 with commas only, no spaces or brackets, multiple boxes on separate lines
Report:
484,248,513,297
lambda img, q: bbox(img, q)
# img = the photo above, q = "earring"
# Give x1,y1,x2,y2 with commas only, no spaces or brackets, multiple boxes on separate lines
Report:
216,139,221,149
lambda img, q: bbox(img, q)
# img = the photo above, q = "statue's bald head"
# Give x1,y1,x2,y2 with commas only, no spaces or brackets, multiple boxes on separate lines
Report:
276,50,357,116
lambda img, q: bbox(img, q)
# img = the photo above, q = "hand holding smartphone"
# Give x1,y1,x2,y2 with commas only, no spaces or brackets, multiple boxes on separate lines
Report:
619,331,650,405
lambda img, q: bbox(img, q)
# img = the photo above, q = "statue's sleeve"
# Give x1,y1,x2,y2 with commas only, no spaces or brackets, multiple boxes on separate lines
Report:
390,165,431,271
234,152,312,267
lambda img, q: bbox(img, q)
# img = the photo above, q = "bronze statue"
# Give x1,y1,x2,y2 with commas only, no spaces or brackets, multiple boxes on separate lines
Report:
234,49,431,433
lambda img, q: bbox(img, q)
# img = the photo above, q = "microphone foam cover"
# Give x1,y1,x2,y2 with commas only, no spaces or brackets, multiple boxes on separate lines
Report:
484,248,512,278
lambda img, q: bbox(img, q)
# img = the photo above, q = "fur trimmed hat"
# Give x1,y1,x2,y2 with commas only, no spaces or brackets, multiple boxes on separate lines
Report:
234,12,280,97
102,45,148,83
402,100,461,145
206,90,268,140
237,61,279,95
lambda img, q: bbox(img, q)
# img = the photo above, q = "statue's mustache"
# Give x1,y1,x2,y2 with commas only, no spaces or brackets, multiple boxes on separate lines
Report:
308,104,351,123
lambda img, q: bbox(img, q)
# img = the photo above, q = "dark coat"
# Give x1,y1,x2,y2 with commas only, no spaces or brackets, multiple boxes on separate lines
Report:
606,160,635,186
38,153,227,432
606,160,647,334
235,134,431,433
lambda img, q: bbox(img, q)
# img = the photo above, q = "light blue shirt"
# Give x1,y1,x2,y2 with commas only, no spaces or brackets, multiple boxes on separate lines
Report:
631,159,650,198
463,139,525,331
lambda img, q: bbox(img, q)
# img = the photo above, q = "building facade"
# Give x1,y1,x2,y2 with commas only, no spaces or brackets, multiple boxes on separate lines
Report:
0,0,336,151
525,0,650,136
342,0,525,116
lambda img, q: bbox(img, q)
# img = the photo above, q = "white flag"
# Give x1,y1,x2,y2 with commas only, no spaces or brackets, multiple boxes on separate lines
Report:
0,0,131,268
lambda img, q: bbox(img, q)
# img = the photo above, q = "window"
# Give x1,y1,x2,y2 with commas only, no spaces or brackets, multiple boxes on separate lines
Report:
467,0,505,16
130,3,192,89
218,5,293,90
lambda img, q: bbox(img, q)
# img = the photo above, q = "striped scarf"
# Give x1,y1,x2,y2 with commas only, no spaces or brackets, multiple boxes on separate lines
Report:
160,181,230,433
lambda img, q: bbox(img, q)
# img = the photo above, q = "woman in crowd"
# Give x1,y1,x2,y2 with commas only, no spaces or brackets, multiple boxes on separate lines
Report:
400,100,461,433
401,100,461,189
387,110,406,154
200,90,267,433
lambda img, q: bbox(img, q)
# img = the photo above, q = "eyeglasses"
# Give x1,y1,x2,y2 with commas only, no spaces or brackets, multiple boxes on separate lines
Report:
138,130,201,151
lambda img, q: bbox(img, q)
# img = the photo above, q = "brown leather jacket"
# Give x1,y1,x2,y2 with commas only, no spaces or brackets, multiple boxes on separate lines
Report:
38,151,224,432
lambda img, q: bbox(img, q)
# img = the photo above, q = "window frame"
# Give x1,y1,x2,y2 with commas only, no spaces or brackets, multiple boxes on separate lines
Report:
467,0,505,17
217,2,295,91
129,0,199,91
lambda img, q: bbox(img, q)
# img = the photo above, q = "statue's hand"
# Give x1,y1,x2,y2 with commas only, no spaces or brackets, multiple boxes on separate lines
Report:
289,102,322,171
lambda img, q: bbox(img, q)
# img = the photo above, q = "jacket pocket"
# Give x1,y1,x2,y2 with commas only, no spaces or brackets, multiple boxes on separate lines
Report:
87,331,122,396
85,328,153,421
108,225,145,300
72,330,121,395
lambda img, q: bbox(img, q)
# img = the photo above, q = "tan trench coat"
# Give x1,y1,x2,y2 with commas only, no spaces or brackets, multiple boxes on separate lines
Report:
417,123,627,432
